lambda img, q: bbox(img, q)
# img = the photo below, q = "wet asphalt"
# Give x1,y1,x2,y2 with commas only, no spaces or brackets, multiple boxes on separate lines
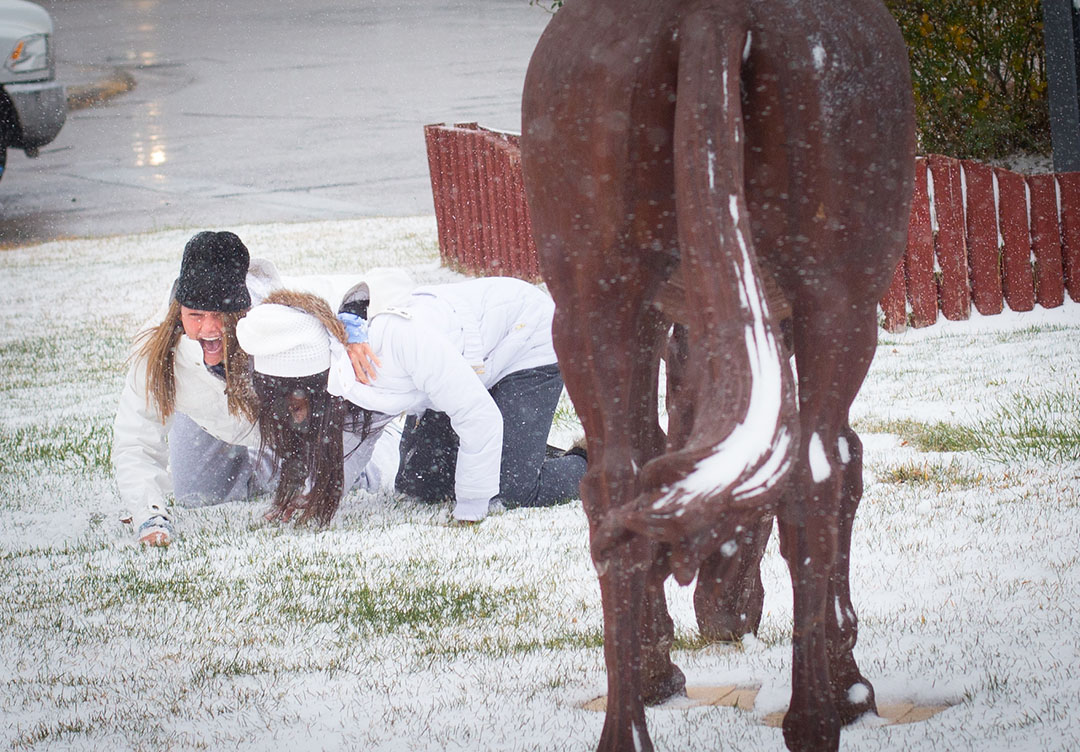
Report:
0,0,551,247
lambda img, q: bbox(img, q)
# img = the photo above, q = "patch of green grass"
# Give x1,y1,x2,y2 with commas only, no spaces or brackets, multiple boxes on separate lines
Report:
0,420,113,474
505,627,606,654
37,557,237,612
855,417,983,453
6,546,528,650
0,328,128,391
0,538,110,562
993,324,1073,344
426,626,604,660
975,389,1080,464
877,460,986,491
857,389,1080,464
191,654,274,684
749,622,791,649
12,711,116,749
276,578,510,635
460,623,741,659
672,631,726,651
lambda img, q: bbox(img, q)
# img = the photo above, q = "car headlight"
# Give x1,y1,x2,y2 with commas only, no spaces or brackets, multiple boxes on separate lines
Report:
5,33,50,74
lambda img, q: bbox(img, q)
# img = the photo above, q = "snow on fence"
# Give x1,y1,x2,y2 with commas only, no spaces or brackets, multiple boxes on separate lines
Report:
425,124,1080,331
879,155,1080,330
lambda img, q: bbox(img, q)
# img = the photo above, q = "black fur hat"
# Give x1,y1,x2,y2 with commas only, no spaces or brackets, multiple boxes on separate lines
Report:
173,231,251,312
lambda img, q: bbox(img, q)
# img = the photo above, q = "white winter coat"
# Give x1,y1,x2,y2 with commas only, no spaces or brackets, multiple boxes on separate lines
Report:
329,277,557,516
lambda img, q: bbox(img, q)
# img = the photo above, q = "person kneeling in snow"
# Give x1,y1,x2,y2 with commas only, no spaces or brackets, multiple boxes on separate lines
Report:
112,231,393,546
236,277,587,524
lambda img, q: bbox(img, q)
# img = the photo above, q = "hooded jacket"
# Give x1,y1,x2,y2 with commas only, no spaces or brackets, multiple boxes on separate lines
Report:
330,277,557,515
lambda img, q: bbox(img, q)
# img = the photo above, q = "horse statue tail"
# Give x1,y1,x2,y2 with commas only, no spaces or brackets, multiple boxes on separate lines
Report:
598,9,800,584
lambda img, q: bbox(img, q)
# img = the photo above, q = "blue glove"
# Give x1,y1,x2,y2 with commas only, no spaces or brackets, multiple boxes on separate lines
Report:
338,312,369,344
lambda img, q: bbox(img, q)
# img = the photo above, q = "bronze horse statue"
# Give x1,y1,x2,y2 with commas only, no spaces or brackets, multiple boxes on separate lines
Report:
520,1,915,750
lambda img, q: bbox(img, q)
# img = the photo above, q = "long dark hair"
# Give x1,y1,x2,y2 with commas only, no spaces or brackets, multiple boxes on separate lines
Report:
251,288,376,524
253,369,346,525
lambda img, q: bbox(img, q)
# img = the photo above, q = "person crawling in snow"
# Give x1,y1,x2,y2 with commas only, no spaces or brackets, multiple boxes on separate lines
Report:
236,277,587,525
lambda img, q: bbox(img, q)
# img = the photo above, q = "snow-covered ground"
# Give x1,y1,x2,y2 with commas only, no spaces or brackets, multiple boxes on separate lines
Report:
1,217,1078,751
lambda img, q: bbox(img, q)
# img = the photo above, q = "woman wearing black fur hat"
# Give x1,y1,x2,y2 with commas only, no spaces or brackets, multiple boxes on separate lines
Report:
112,231,391,546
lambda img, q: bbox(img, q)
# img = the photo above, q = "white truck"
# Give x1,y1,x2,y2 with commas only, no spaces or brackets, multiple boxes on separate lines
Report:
0,0,65,181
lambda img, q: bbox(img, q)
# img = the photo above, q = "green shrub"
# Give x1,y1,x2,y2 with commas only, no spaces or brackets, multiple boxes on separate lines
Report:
884,0,1050,159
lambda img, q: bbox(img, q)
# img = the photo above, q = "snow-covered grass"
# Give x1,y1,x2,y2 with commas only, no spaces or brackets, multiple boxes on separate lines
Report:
1,217,1078,751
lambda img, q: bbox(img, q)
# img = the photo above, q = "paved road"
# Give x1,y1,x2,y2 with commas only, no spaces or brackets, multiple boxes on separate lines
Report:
0,0,551,246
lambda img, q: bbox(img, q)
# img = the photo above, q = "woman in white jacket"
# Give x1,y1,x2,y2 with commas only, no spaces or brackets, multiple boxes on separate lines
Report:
237,276,586,523
113,231,395,546
114,231,276,546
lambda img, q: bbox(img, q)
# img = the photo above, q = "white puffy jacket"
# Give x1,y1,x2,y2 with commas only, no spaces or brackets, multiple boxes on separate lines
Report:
331,277,557,518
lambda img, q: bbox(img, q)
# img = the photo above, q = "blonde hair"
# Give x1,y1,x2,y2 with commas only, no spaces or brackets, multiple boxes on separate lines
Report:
132,299,258,424
262,289,348,343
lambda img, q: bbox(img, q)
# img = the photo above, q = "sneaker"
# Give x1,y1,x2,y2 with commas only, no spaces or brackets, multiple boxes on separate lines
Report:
562,435,588,463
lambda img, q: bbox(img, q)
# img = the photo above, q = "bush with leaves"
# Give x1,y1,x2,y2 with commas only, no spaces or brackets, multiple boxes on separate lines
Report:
869,1,1049,159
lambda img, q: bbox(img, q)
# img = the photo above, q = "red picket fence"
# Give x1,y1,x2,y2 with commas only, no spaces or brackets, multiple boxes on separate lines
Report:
424,122,539,280
426,123,1080,330
879,155,1080,330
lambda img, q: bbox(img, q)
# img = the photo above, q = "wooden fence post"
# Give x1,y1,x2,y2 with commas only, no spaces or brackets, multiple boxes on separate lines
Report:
1028,173,1067,308
928,155,970,320
962,159,1004,315
424,124,454,270
1057,171,1080,301
880,257,908,332
995,167,1037,312
907,157,938,327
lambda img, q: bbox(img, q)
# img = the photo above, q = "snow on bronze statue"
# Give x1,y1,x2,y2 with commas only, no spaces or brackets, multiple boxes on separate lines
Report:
520,1,916,751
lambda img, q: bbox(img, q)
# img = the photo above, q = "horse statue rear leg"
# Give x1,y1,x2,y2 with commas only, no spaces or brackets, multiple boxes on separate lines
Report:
692,517,772,641
827,421,874,723
545,265,687,752
776,300,884,751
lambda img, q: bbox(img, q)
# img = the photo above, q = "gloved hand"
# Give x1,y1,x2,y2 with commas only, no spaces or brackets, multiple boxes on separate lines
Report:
452,496,490,523
338,312,369,344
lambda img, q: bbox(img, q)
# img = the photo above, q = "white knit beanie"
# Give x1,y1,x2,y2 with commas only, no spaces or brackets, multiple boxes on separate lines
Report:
236,304,331,377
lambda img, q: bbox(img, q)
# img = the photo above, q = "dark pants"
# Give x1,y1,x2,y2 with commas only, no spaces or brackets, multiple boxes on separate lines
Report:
395,364,586,508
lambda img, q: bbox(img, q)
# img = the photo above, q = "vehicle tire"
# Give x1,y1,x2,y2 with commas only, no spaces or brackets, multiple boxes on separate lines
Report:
0,128,7,183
